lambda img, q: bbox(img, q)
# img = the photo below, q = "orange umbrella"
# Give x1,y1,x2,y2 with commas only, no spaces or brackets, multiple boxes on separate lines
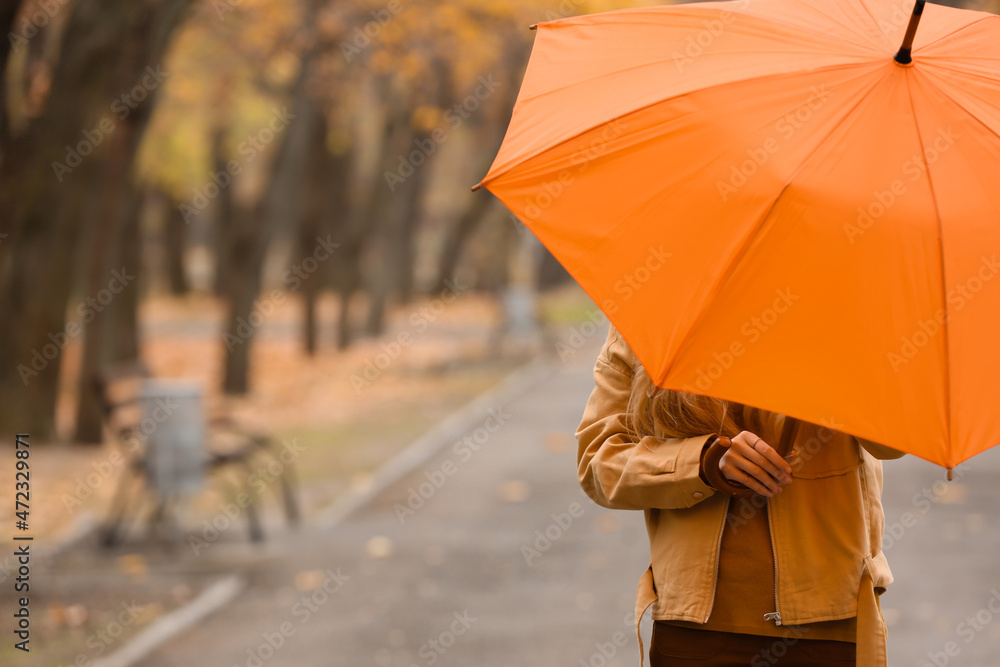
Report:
475,0,1000,472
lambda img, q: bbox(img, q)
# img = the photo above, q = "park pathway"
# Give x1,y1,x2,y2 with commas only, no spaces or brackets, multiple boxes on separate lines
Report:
143,330,1000,667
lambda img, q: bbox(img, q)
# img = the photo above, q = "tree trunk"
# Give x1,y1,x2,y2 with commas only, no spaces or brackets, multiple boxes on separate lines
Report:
433,46,528,295
537,248,574,291
296,97,331,356
328,147,357,350
164,191,190,295
0,0,24,150
73,121,136,444
105,184,143,364
73,4,177,443
435,192,499,294
211,128,233,298
220,50,317,394
363,104,432,336
0,0,193,440
221,202,263,394
300,117,356,352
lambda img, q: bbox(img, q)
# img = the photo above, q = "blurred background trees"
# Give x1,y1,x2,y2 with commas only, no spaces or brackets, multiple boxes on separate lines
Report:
2,0,993,443
0,0,664,443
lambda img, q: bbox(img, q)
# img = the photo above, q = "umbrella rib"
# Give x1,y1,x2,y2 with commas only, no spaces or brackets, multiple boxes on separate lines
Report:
909,72,1000,246
485,60,886,188
855,0,895,49
514,10,882,109
901,71,954,465
749,1,891,50
547,5,885,58
916,14,998,55
657,68,894,389
916,67,1000,148
516,48,869,108
919,58,1000,82
786,0,891,51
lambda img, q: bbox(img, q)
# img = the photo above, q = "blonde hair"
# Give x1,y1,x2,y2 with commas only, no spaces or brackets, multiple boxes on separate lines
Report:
627,365,777,442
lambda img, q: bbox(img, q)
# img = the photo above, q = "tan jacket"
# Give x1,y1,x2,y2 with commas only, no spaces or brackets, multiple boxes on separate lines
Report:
576,326,904,667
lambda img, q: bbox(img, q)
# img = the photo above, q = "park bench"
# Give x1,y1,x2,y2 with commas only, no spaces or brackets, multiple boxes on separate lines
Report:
92,361,300,547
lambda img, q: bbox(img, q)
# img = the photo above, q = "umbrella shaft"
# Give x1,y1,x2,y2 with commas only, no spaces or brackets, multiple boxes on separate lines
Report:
777,416,800,458
894,0,926,64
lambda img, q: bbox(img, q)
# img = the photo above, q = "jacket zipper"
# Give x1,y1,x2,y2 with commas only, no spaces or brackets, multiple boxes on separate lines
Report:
705,496,730,622
764,498,782,626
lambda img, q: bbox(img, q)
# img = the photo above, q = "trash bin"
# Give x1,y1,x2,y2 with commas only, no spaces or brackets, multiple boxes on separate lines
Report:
138,379,205,499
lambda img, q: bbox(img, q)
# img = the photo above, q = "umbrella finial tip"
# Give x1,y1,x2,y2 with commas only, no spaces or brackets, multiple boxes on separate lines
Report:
947,467,954,481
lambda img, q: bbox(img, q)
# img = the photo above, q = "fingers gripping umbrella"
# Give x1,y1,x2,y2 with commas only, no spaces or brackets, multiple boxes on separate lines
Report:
474,0,1000,478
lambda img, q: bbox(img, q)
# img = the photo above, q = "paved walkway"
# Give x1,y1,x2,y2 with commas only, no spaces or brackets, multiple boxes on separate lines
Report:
141,332,1000,667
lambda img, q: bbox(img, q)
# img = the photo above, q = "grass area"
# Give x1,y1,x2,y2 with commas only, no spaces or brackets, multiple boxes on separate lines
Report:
537,284,600,326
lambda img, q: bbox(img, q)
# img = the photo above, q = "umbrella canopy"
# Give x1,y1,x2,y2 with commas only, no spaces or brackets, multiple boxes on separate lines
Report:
476,0,1000,470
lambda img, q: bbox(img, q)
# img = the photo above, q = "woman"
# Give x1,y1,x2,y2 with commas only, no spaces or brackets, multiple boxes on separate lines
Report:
576,325,904,666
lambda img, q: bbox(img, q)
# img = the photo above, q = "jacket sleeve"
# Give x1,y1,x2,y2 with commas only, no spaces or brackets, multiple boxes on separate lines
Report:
857,437,907,460
575,325,717,510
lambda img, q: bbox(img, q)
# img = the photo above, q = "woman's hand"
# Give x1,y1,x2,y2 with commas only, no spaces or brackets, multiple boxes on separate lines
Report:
718,431,793,497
